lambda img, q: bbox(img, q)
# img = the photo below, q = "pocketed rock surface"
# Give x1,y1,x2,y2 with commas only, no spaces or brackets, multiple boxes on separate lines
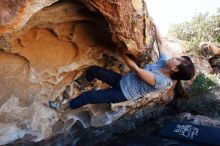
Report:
0,0,174,145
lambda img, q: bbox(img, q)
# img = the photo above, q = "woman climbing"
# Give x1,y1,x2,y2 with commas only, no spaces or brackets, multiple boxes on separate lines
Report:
49,20,195,110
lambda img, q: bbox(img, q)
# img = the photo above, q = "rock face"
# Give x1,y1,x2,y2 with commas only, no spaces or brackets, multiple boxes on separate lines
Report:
0,0,173,145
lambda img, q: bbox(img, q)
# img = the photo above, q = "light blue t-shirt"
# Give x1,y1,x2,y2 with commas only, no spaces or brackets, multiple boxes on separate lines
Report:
120,53,173,100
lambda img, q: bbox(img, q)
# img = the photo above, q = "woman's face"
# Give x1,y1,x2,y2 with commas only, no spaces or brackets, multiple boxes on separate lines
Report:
166,57,184,72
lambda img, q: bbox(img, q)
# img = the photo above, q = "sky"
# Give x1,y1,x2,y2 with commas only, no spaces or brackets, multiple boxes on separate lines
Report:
145,0,220,36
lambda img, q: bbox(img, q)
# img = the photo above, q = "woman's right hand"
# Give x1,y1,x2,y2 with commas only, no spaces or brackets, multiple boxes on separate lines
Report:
121,53,128,61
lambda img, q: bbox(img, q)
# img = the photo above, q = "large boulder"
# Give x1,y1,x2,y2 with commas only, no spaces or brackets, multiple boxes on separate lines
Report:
0,0,174,145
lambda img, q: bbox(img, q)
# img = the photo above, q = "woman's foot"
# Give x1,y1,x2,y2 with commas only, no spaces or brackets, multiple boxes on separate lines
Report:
49,100,70,111
49,100,61,109
49,85,72,110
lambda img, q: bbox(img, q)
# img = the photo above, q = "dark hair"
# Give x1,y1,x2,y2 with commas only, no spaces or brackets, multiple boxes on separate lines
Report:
171,56,195,99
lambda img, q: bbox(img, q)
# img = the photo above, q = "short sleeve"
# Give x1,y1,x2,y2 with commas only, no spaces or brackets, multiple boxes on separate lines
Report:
154,72,171,89
153,53,169,67
159,53,168,62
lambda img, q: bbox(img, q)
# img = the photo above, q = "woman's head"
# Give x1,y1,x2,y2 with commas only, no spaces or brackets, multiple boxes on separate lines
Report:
166,56,195,100
167,56,195,80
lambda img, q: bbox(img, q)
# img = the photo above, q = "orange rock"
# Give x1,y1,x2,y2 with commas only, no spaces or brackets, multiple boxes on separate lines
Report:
0,0,168,145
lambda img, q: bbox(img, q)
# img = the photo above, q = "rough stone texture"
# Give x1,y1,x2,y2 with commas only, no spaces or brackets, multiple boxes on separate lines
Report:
0,0,59,33
0,0,173,145
81,0,154,56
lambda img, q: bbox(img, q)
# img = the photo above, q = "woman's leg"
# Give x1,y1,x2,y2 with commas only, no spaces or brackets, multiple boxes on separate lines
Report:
69,87,126,109
49,66,123,110
86,66,122,88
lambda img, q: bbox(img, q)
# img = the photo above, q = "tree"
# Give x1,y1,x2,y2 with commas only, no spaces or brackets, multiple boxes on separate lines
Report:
168,8,220,53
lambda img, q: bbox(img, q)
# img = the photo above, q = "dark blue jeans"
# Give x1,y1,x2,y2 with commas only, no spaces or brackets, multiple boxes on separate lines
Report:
69,66,127,109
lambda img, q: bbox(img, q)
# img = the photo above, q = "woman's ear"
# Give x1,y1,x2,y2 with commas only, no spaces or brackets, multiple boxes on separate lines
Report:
171,67,179,72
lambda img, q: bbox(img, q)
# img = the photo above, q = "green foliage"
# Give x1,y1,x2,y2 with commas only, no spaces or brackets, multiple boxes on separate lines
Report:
174,73,220,118
168,8,220,53
189,72,219,96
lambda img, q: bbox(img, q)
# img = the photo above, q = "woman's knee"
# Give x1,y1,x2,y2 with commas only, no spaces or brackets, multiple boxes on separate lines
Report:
86,66,102,81
87,66,100,72
86,66,95,81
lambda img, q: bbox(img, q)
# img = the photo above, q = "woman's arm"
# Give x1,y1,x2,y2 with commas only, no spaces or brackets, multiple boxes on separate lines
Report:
122,54,156,86
152,20,166,55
